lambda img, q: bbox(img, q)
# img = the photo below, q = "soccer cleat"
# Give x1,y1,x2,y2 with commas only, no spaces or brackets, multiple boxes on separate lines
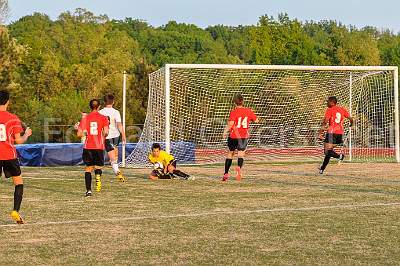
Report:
235,166,242,181
85,190,92,197
319,167,324,175
222,173,229,182
10,210,24,224
116,171,126,182
95,175,102,192
339,153,345,162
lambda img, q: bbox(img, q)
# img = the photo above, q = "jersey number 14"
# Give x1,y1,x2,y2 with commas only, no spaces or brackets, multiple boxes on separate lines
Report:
237,117,248,129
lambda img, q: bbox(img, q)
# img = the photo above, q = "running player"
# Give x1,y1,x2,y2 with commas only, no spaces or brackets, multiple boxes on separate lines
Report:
222,93,258,181
148,143,190,180
0,90,32,224
77,99,109,196
99,94,126,182
318,96,353,174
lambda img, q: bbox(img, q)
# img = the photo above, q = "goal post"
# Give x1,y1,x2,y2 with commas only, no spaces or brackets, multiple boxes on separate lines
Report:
126,64,399,167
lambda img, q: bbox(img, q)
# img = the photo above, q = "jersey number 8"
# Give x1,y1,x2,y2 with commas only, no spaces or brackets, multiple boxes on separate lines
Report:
90,122,98,135
334,112,342,124
0,124,6,141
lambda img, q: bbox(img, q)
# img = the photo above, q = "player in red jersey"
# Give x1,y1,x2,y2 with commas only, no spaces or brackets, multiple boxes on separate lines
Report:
222,94,258,181
77,99,109,196
318,96,353,174
0,90,32,224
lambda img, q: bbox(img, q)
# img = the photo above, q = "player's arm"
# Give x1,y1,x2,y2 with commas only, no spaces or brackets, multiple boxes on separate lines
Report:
318,117,329,140
115,112,126,143
344,110,354,127
252,112,259,123
103,125,109,138
77,128,84,138
223,121,235,139
14,127,32,144
117,122,127,143
347,117,354,127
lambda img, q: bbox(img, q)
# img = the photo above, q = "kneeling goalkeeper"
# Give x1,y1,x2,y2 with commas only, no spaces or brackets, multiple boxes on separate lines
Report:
148,143,190,180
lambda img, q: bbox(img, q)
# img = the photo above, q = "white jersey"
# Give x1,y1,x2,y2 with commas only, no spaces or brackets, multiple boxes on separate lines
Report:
99,107,122,139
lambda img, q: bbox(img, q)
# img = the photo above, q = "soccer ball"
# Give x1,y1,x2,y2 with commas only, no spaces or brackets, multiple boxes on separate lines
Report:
154,162,163,170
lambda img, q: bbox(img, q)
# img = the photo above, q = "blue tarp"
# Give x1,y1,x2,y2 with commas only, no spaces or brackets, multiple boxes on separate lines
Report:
16,142,195,167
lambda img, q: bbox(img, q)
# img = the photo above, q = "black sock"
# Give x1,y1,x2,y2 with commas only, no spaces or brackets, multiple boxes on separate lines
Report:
238,158,244,168
321,155,331,171
14,184,23,212
85,172,92,191
173,170,190,179
321,150,337,171
94,169,102,176
224,159,232,174
329,150,340,159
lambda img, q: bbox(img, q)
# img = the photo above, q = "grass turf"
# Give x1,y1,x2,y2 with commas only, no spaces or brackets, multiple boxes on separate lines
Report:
0,162,400,265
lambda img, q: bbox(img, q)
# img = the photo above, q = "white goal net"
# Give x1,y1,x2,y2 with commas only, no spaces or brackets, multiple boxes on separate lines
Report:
125,64,399,167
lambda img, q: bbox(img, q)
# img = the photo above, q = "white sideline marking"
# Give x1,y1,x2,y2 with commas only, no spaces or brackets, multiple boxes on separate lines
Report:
1,202,400,228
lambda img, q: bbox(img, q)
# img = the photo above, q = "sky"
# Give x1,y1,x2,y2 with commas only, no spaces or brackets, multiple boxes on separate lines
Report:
7,0,400,33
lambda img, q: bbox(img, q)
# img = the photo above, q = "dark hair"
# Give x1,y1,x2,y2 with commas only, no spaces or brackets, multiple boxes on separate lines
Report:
151,143,161,150
328,96,338,104
104,94,115,105
0,90,10,105
89,99,101,110
233,93,244,106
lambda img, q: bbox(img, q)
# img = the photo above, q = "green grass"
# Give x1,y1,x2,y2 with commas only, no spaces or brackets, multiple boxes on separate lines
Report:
1,162,400,265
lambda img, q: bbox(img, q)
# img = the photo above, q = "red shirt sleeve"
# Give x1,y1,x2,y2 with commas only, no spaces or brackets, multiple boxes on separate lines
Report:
324,109,331,120
78,118,86,131
250,109,257,122
11,116,23,135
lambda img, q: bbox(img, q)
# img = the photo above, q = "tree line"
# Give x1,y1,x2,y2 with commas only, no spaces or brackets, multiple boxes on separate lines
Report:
0,8,399,142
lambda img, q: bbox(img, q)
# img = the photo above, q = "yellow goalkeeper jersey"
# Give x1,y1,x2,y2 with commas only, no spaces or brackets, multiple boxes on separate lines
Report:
148,150,175,166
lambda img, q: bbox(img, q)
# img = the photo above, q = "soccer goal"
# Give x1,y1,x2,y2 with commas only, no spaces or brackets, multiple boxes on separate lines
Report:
125,64,399,166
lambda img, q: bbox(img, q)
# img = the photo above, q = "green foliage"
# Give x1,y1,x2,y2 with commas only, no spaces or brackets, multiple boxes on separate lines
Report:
0,9,399,142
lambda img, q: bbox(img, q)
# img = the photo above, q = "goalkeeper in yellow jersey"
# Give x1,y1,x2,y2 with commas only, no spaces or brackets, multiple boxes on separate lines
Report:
148,143,191,180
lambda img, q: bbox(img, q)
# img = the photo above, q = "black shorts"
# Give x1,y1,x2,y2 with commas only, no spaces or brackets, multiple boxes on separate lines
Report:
150,160,177,178
82,149,105,166
227,137,248,151
324,133,343,145
0,159,21,178
105,136,121,152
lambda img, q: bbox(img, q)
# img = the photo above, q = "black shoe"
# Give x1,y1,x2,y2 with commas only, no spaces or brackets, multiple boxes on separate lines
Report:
319,167,324,175
85,190,92,197
339,154,345,162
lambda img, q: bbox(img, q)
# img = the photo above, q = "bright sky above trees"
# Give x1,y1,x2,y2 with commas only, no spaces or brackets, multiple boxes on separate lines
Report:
8,0,400,33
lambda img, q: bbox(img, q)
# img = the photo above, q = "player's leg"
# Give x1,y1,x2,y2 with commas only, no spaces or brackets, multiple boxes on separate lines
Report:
3,159,24,224
236,139,249,181
94,150,105,192
83,149,94,196
320,134,341,174
94,166,103,192
168,160,190,180
106,138,125,182
84,166,94,197
223,138,236,181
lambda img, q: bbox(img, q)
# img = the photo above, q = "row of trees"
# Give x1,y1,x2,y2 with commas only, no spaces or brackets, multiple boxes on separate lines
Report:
1,8,400,142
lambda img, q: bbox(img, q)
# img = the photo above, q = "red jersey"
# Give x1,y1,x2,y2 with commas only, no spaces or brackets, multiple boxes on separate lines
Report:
229,107,257,139
0,111,23,160
79,111,109,150
325,105,350,134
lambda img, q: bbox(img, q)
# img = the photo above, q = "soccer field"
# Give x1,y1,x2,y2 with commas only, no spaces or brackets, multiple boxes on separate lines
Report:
1,163,400,265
